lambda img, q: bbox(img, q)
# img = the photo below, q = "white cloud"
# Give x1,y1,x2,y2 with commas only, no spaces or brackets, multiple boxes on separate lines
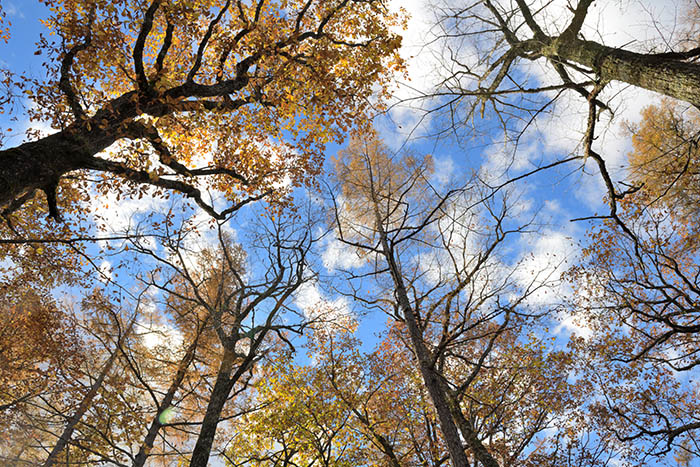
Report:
513,230,578,307
4,2,25,20
137,317,185,358
388,0,441,100
322,233,366,271
162,211,239,279
431,155,455,188
294,281,354,332
555,311,593,339
383,0,462,145
479,142,540,185
88,180,169,236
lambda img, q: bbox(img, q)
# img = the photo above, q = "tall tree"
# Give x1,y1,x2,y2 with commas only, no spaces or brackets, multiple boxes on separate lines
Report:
0,0,402,221
627,99,700,226
42,293,138,467
1,288,147,466
225,326,448,467
130,312,212,467
122,213,317,466
0,290,83,465
331,131,587,467
226,338,364,467
569,97,700,462
421,0,700,229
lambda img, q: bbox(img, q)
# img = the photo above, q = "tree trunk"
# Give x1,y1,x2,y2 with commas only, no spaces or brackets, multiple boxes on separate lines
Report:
43,318,134,467
372,203,497,467
551,38,700,107
356,413,402,467
188,345,262,467
132,335,201,467
0,126,120,214
450,402,500,467
372,225,468,466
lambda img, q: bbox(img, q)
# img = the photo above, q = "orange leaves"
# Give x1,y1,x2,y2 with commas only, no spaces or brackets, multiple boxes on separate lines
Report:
0,291,82,410
2,0,406,223
627,99,700,229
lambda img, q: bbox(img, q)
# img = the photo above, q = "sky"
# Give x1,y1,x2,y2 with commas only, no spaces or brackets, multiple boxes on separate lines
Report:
0,0,683,317
0,1,695,465
376,0,685,316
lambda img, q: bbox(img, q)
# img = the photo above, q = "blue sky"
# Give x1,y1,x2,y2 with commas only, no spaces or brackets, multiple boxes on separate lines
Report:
0,1,695,465
0,1,52,145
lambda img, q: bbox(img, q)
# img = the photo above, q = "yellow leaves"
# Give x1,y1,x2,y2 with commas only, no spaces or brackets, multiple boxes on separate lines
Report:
627,99,700,224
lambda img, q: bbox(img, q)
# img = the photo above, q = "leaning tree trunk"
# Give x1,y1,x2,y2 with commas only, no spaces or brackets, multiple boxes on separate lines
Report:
372,203,498,467
188,348,237,467
132,332,202,467
43,318,135,467
549,37,700,107
188,346,258,467
383,251,498,467
352,410,402,467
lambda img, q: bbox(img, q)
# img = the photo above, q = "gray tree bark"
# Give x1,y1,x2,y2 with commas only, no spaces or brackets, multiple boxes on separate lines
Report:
549,38,700,107
132,332,202,467
43,318,135,467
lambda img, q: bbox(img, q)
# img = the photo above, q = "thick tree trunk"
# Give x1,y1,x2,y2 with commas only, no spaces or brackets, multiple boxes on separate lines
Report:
188,348,236,467
399,307,472,467
552,38,700,107
0,126,119,213
132,335,201,467
450,403,500,467
188,345,262,467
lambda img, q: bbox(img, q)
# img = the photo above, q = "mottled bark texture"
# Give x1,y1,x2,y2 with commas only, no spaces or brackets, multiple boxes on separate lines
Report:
466,0,700,112
550,38,700,107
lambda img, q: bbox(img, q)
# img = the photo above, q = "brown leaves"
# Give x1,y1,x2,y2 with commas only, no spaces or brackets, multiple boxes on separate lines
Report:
0,290,81,415
2,0,405,222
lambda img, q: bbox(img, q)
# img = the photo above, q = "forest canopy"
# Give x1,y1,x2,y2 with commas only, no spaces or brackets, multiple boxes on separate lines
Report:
1,1,700,467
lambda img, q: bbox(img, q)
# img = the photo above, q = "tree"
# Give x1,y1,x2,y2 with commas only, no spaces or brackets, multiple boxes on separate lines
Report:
0,290,83,465
0,0,402,221
226,337,365,467
130,311,212,467
568,99,700,461
330,130,588,467
430,0,700,120
42,293,137,467
415,0,700,232
226,325,452,467
627,99,700,226
1,288,147,466
121,212,317,466
1,205,318,466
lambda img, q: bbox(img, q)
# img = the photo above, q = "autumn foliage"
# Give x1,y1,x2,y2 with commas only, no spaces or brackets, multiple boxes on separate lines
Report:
2,1,700,467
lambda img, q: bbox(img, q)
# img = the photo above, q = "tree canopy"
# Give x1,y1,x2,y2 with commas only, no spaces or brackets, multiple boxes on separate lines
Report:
3,1,700,467
0,0,403,221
